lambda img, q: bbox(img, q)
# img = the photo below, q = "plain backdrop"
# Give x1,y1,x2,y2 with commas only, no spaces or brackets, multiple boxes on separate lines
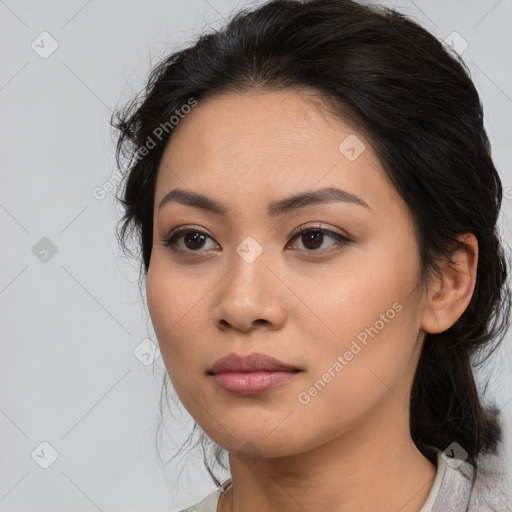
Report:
1,0,511,510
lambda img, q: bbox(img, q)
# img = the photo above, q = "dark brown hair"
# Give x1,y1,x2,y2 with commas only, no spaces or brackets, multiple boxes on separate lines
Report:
111,0,511,486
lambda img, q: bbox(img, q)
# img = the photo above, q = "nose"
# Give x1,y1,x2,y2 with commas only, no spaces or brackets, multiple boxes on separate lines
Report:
211,245,287,334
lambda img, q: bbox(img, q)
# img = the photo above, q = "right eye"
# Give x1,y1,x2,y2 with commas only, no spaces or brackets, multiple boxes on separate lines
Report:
159,226,219,253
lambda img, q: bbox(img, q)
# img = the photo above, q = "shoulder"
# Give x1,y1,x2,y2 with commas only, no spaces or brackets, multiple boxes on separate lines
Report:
177,489,221,512
177,478,231,512
468,448,512,511
432,446,512,512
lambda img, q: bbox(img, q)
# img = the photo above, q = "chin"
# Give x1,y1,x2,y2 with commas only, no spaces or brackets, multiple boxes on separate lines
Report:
206,426,309,459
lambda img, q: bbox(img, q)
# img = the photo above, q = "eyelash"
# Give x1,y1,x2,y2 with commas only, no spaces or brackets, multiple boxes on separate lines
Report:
159,224,352,256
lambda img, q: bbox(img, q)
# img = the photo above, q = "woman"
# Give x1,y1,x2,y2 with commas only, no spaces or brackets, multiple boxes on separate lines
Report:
111,0,512,510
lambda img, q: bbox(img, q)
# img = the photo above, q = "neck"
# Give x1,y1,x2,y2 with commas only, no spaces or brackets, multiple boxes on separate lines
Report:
219,397,437,512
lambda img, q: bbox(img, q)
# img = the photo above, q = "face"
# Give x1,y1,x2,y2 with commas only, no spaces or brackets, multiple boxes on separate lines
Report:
147,88,428,458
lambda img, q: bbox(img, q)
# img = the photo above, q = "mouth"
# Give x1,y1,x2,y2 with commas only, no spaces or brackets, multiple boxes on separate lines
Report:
207,352,303,395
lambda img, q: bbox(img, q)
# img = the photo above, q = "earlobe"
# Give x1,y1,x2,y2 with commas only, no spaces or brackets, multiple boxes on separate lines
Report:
421,233,478,334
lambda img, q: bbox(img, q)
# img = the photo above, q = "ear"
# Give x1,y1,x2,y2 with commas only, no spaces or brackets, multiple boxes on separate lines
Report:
421,233,478,334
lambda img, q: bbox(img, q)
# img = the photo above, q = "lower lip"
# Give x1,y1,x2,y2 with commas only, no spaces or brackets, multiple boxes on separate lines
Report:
211,370,301,395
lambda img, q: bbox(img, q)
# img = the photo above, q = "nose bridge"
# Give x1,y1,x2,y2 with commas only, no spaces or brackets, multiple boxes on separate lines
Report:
213,234,285,331
227,234,271,302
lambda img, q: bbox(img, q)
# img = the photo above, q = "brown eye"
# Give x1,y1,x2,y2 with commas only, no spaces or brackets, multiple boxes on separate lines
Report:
299,230,324,250
287,226,351,254
183,231,207,250
160,224,351,255
160,227,218,252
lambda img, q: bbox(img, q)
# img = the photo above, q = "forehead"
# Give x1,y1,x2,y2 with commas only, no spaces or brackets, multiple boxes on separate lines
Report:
155,89,397,215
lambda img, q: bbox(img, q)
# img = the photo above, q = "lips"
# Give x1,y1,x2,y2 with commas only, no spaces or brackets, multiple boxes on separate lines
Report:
207,352,303,395
208,352,302,374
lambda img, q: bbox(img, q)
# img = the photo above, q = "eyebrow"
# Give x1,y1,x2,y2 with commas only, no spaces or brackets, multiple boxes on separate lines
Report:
158,186,370,217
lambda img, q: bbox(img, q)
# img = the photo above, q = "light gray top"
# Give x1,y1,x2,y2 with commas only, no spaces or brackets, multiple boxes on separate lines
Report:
178,447,512,512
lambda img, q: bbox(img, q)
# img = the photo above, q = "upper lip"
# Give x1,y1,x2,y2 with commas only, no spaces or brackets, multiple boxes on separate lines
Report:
208,352,302,374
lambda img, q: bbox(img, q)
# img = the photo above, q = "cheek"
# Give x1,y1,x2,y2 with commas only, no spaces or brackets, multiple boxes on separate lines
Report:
288,298,418,451
146,257,207,374
292,249,410,346
294,241,422,391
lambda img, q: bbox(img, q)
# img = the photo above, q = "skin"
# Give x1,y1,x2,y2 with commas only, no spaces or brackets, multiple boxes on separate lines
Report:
146,88,478,512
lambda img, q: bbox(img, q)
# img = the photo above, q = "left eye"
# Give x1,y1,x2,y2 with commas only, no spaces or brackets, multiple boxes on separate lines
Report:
288,226,351,253
159,225,351,254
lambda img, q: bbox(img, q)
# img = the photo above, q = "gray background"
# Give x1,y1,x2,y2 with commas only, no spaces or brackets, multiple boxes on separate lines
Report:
1,0,511,510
